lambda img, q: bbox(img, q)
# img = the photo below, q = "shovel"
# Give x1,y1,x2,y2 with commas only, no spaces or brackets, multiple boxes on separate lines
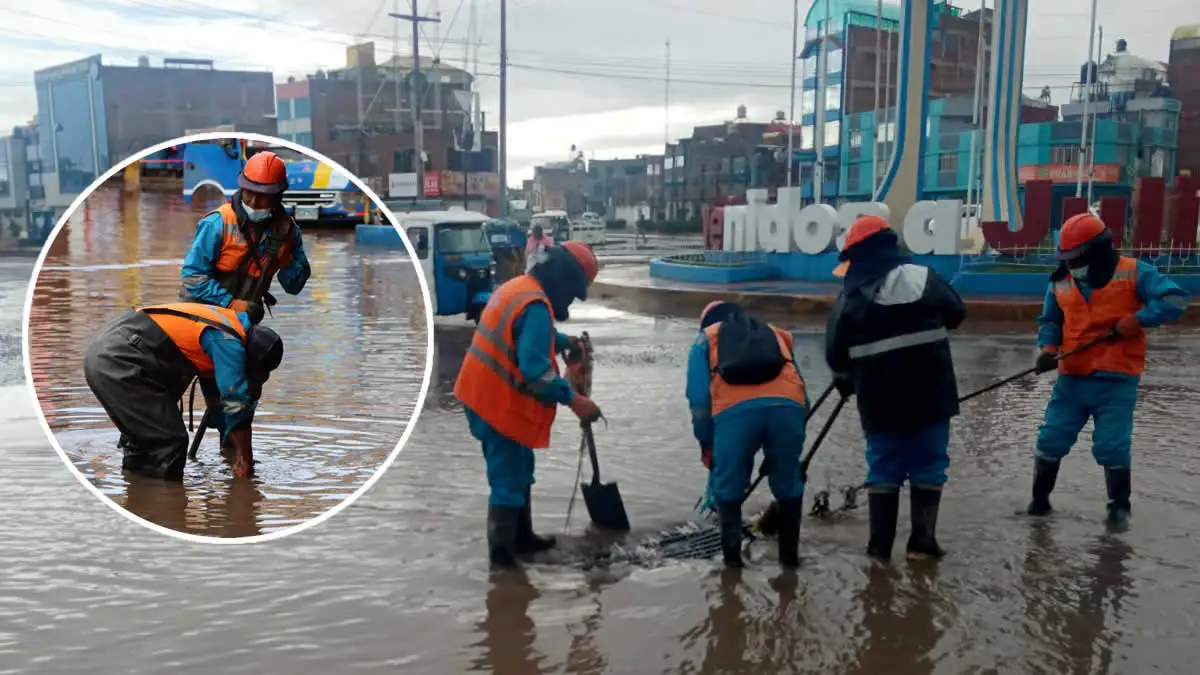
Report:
580,416,631,532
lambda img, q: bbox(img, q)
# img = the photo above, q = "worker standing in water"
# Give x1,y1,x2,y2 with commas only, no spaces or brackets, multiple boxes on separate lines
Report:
826,215,965,562
455,242,604,570
83,303,284,481
1029,213,1190,532
178,149,310,450
686,301,809,569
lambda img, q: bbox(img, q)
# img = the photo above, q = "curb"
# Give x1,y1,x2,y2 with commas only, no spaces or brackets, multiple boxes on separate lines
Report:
0,248,43,259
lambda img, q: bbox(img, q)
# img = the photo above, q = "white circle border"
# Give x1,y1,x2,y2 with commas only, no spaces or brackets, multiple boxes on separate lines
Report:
20,131,437,545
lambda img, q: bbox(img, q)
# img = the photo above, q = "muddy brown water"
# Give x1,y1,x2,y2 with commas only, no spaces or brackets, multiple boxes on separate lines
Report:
24,188,427,537
5,239,1200,672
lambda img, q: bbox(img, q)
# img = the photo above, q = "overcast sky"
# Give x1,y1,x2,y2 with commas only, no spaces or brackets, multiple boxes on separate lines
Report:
0,0,1196,185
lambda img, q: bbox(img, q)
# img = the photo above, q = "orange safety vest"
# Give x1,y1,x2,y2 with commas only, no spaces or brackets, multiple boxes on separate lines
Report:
1054,256,1147,377
142,303,247,377
454,275,559,448
208,203,295,300
703,322,808,417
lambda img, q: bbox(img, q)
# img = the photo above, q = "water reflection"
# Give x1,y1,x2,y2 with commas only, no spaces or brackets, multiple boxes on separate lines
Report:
27,187,427,537
474,572,548,674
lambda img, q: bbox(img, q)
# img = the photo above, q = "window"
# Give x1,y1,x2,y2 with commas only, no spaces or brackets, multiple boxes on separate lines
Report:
720,157,730,174
847,167,860,192
826,48,843,74
802,89,817,116
824,121,840,147
849,129,862,148
801,125,814,150
675,154,685,168
395,149,415,172
733,156,746,174
939,154,959,173
48,75,100,194
665,156,674,169
825,84,841,111
293,97,311,118
0,142,9,199
294,132,314,148
877,121,896,143
407,227,429,259
277,99,292,121
1050,144,1081,165
36,83,55,173
436,224,490,254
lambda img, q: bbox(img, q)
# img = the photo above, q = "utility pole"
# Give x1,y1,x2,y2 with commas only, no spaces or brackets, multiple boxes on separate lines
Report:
390,1,441,181
870,0,883,197
813,0,830,204
786,1,798,192
964,0,986,210
499,0,509,217
1087,25,1103,207
665,39,671,146
1075,0,1098,198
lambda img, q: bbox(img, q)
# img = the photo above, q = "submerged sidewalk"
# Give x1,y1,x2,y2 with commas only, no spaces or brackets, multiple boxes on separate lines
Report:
592,264,1056,324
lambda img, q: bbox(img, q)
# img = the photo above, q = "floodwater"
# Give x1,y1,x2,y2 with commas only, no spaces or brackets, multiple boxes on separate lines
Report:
24,187,427,537
5,246,1200,672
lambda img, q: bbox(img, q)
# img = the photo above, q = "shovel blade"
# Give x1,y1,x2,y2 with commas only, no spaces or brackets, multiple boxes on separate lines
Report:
582,481,631,532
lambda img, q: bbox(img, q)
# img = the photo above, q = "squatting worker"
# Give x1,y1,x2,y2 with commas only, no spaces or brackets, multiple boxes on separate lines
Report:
686,300,809,569
1029,212,1189,532
179,149,311,325
826,214,965,562
83,302,284,481
454,242,603,570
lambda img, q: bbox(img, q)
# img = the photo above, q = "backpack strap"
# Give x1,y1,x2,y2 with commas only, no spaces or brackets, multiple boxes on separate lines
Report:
142,307,243,340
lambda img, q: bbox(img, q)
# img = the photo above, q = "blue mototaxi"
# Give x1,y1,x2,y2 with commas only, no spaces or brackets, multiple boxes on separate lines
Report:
397,209,497,322
485,218,528,284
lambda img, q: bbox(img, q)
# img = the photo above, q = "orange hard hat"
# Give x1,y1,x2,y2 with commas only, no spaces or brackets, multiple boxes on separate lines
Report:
700,300,726,323
832,215,891,278
238,151,288,194
1057,213,1108,260
562,241,599,283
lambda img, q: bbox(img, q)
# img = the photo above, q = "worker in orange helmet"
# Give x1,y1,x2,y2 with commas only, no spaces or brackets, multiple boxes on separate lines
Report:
178,148,311,455
687,300,809,568
1029,212,1190,532
455,241,604,569
826,214,965,562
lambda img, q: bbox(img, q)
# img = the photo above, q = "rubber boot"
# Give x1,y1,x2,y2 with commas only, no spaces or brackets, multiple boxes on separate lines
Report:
906,486,946,560
515,490,557,555
717,501,744,568
866,489,901,561
1104,467,1132,533
1026,457,1061,516
487,505,521,570
775,498,803,569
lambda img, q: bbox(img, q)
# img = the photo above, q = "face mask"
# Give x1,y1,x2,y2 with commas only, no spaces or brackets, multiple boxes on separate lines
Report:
1072,265,1089,280
243,205,271,223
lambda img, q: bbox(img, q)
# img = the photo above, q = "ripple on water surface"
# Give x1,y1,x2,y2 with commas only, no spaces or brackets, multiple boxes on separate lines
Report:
24,188,428,537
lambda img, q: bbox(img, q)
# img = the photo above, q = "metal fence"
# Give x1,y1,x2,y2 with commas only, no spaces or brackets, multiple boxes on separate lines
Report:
957,244,1200,276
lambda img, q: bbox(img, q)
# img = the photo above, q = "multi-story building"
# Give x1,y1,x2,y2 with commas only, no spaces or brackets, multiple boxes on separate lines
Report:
530,157,587,215
1169,24,1200,177
585,155,663,222
795,1,990,202
277,42,499,212
32,55,276,211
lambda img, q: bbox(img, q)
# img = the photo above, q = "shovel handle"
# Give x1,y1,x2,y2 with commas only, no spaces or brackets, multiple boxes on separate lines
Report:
582,422,602,486
187,411,210,460
799,394,848,481
957,333,1110,403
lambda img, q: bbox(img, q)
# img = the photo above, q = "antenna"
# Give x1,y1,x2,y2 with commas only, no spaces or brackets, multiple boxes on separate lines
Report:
665,38,671,146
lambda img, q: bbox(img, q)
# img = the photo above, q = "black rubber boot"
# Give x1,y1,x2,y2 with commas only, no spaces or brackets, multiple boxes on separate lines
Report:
1026,457,1061,516
776,498,803,569
906,486,947,560
515,490,557,555
487,505,521,570
866,489,901,561
1104,467,1132,533
717,501,744,568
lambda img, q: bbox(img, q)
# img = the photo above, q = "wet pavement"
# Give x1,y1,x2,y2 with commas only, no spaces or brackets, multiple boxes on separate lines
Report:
24,187,427,537
5,234,1200,671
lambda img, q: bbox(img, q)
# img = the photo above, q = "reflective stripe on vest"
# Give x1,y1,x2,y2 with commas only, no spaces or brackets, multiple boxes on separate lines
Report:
847,327,949,360
703,322,807,418
453,275,560,448
1055,256,1146,376
210,203,294,300
141,302,246,376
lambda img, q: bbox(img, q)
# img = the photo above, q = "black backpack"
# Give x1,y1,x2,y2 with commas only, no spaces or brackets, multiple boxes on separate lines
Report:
713,314,789,385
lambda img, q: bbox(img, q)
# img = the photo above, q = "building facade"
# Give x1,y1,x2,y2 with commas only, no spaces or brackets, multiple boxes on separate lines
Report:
585,155,663,222
1169,24,1200,177
32,54,275,210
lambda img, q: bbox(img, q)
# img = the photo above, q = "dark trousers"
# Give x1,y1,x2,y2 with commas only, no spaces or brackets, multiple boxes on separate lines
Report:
83,310,197,480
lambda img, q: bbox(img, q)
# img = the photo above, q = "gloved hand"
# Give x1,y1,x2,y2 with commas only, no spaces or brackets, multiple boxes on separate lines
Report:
568,394,602,423
833,372,854,399
226,428,254,479
700,444,713,470
1110,314,1142,340
1035,347,1059,374
563,336,585,362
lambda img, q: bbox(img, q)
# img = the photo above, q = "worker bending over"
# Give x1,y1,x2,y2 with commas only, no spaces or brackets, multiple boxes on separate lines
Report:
826,215,965,562
686,301,809,569
83,303,284,481
455,242,604,570
1030,213,1190,532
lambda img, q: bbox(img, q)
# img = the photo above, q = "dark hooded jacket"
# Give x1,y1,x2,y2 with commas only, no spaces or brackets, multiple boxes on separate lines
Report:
528,245,589,321
825,229,966,434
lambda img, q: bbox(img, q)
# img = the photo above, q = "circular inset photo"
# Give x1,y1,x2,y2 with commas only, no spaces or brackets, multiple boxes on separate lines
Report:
23,133,433,542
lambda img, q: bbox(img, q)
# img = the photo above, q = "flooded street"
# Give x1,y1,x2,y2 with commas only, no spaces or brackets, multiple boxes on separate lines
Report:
5,244,1200,671
25,187,427,536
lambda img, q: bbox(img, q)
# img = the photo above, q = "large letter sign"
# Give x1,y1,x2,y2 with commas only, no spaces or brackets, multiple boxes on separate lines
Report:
722,187,963,255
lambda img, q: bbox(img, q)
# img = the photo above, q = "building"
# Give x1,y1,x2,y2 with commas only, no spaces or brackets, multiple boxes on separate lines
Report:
794,1,991,201
0,120,57,246
530,154,587,215
1169,24,1200,177
276,42,499,212
585,154,662,223
33,54,276,210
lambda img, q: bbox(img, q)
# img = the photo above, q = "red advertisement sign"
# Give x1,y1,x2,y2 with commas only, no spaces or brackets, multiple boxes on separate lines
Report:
423,172,441,197
1018,164,1121,184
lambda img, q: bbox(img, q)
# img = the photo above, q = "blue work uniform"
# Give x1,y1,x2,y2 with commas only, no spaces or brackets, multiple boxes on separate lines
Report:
464,303,575,508
196,311,258,435
180,210,311,308
1036,259,1190,468
686,330,809,506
